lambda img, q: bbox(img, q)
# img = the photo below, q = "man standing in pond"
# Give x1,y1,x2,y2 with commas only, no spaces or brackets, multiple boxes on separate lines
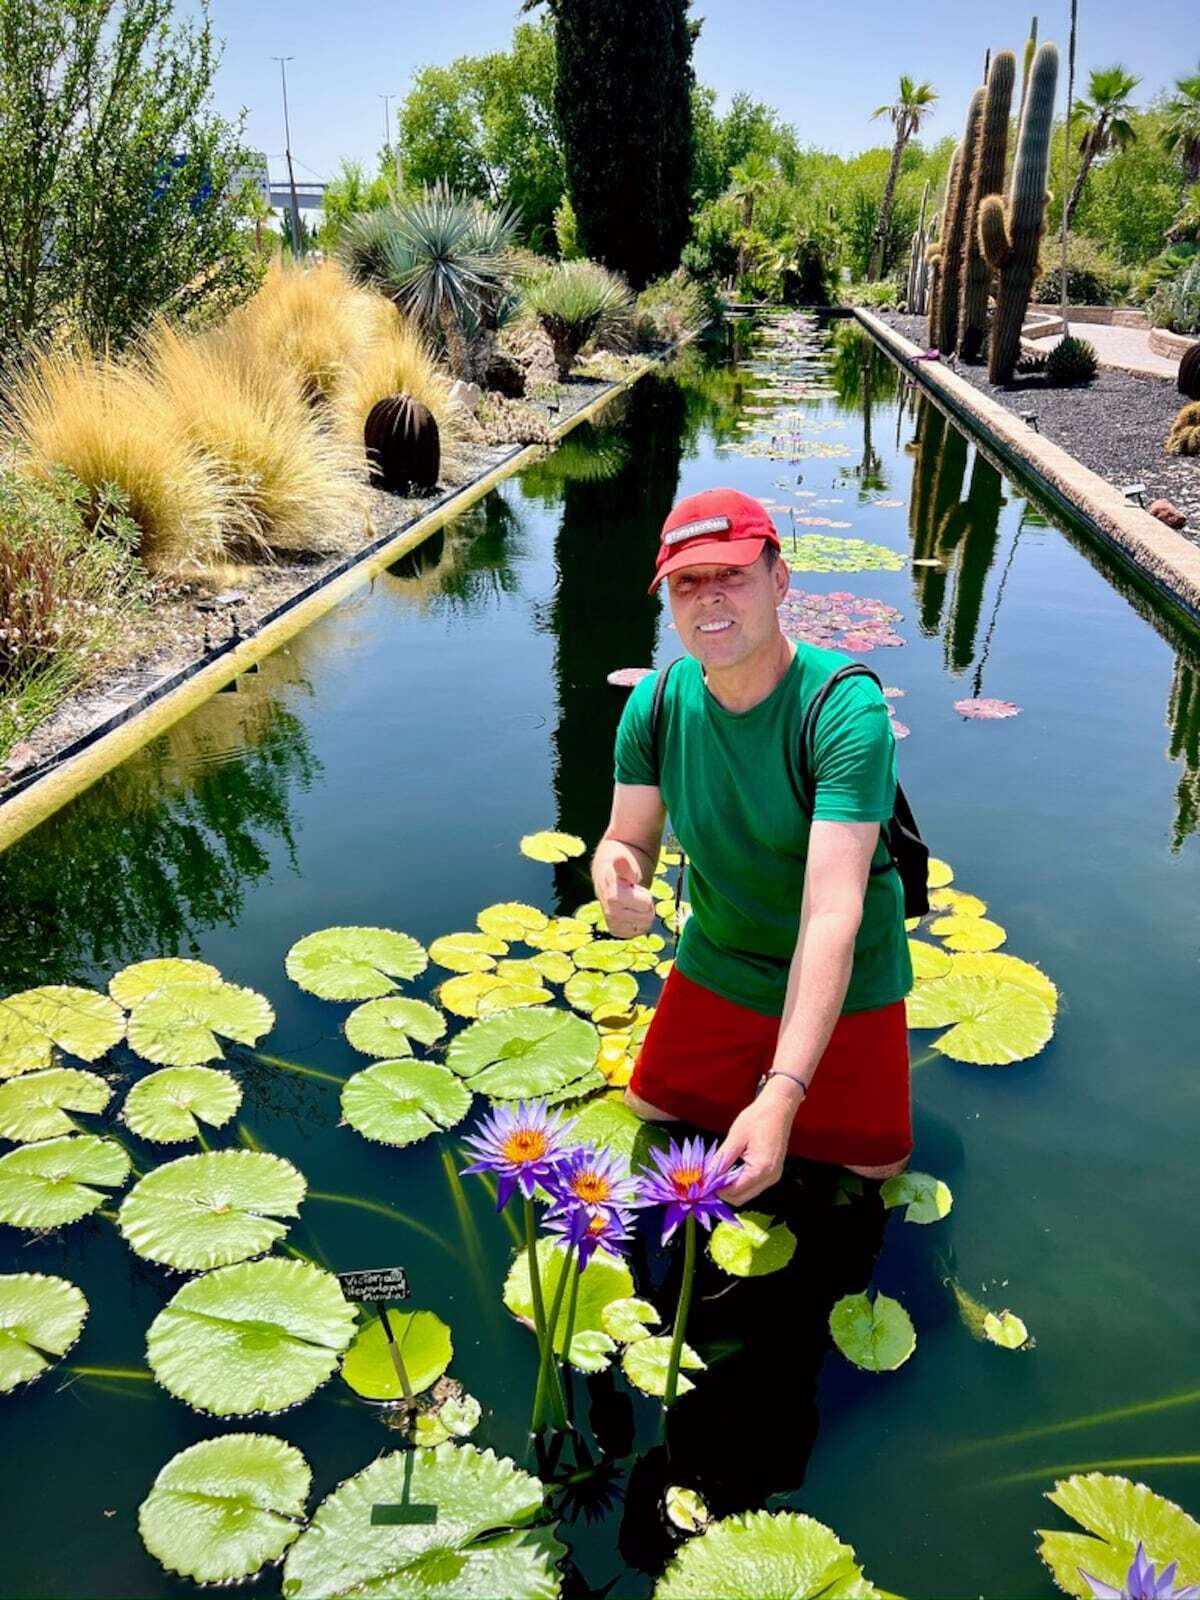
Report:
593,487,913,1202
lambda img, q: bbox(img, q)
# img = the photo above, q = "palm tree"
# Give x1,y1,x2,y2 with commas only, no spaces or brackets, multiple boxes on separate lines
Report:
1162,65,1200,186
1065,65,1140,226
867,76,938,281
727,153,776,287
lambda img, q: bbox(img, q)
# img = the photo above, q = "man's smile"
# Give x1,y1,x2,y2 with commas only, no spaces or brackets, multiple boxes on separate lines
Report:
697,618,734,634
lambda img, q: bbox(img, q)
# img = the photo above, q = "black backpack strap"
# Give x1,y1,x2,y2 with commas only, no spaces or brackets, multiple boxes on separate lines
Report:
798,663,896,878
648,658,683,786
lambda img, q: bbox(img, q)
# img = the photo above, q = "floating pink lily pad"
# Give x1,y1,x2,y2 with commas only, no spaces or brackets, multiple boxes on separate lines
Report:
777,589,905,652
882,685,905,698
607,667,655,688
888,715,911,739
954,697,1021,720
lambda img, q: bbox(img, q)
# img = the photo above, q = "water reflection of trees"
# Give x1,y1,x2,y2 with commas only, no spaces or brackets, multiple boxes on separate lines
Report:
382,492,527,613
1167,658,1200,852
0,652,320,990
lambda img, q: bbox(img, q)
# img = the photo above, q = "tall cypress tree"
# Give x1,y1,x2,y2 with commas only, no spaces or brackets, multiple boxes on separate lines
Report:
546,0,695,287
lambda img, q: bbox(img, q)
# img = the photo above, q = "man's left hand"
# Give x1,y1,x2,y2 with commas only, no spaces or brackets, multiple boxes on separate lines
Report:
714,1087,799,1206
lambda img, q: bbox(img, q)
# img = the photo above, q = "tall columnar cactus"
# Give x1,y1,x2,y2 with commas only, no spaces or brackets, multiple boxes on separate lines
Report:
980,41,1060,385
959,50,1015,363
1018,16,1039,125
937,89,985,356
926,147,957,348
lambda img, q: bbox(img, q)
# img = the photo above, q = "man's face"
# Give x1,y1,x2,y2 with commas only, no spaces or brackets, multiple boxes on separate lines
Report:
666,550,790,671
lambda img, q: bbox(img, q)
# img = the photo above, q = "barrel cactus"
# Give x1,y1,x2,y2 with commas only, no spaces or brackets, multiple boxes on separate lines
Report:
959,50,1015,363
938,90,985,356
1167,401,1200,457
1045,335,1098,386
363,395,440,492
1179,342,1200,401
980,41,1060,385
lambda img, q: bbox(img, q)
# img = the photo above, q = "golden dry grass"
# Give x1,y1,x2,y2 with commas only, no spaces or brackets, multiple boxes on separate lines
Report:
330,315,459,451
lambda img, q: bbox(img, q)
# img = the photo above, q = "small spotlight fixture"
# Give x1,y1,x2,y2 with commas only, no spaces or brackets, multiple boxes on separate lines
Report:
1019,411,1040,432
1121,482,1147,507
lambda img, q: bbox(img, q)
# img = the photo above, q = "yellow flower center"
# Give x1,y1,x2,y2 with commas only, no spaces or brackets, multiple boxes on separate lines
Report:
671,1166,702,1197
500,1128,548,1164
571,1171,611,1205
586,1214,608,1237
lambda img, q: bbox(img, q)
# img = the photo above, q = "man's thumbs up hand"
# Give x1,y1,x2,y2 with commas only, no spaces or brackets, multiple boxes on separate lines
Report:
597,844,656,937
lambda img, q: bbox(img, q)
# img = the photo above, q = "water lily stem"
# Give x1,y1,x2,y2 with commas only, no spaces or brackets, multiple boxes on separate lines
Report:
664,1214,697,1409
524,1198,568,1432
531,1243,574,1434
561,1253,582,1373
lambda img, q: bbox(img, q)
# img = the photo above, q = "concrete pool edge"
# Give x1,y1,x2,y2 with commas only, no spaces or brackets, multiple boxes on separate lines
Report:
855,308,1200,634
0,344,685,852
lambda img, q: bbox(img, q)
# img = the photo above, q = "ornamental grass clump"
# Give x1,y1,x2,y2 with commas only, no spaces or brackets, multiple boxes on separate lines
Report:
330,318,457,453
524,262,635,381
634,271,710,349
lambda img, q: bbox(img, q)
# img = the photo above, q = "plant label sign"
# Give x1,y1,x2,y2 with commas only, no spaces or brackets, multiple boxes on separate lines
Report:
336,1266,410,1302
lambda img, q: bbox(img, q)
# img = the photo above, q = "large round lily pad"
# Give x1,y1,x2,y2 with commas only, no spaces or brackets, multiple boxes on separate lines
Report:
653,1508,883,1599
945,950,1058,1011
445,1009,599,1099
0,1273,89,1392
126,980,274,1066
122,1066,242,1144
1037,1473,1200,1600
146,1257,356,1415
829,1290,915,1372
0,1068,111,1143
282,1443,563,1600
0,987,125,1077
285,927,428,1001
0,1135,131,1230
341,1308,454,1401
908,939,952,982
428,933,509,974
503,1237,632,1372
476,903,549,941
520,830,585,863
108,958,221,1009
341,1061,471,1147
118,1149,306,1270
344,998,445,1059
905,974,1054,1065
139,1432,310,1585
880,1170,952,1224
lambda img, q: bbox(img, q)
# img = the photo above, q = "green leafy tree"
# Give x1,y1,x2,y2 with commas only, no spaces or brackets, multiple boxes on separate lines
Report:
867,75,938,280
0,0,259,358
728,153,776,284
1066,65,1141,226
538,0,696,288
1048,110,1185,264
690,87,799,205
319,161,393,247
1162,65,1200,186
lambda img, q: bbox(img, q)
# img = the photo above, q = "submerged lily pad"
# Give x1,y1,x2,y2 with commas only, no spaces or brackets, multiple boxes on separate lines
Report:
1037,1473,1200,1600
708,1211,796,1278
622,1334,705,1398
126,979,274,1065
520,830,586,863
0,1135,131,1230
147,1258,356,1415
344,998,446,1058
139,1433,310,1584
0,1273,89,1392
0,987,125,1077
282,1444,562,1600
504,1238,632,1372
118,1149,306,1270
564,971,638,1016
341,1308,453,1401
928,914,1007,953
906,974,1054,1065
439,973,552,1019
122,1067,242,1144
285,927,428,1001
429,932,509,974
446,1009,598,1100
654,1508,883,1600
0,1068,111,1143
341,1061,471,1147
476,903,549,941
880,1170,953,1223
829,1290,915,1372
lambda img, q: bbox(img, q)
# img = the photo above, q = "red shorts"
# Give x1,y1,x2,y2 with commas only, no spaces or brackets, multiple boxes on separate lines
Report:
630,967,912,1168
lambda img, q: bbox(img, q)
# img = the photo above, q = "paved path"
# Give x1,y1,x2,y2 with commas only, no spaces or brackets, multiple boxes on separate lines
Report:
1035,320,1180,381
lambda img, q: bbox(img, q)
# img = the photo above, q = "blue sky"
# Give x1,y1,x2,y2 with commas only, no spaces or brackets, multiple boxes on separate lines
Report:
192,0,1193,185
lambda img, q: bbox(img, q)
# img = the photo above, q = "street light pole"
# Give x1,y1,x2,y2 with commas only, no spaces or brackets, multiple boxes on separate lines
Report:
273,55,304,259
379,93,399,194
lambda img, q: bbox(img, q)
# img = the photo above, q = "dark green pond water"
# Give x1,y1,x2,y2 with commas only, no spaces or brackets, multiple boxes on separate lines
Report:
2,320,1198,1600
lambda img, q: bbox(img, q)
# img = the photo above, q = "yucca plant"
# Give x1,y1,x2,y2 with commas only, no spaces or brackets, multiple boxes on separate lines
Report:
524,262,634,381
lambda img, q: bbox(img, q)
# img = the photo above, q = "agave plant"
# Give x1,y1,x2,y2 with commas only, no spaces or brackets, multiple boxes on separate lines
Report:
524,262,635,381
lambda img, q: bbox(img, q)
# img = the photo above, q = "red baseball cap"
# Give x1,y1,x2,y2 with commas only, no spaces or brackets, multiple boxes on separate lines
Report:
649,487,780,593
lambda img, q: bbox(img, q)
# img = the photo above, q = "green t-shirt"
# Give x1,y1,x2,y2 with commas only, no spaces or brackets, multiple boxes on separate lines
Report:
614,645,913,1018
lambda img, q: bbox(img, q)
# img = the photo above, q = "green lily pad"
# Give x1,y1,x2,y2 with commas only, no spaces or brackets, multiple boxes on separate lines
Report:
526,917,590,954
147,1257,356,1415
108,958,221,1009
439,973,552,1019
139,1433,310,1584
983,1310,1031,1349
653,1508,883,1599
664,1486,710,1534
445,1009,599,1099
945,950,1058,1012
829,1291,915,1372
503,1237,632,1372
341,1308,453,1401
0,987,125,1077
285,927,428,1001
520,830,585,863
341,1061,471,1147
0,1068,111,1143
563,971,639,1016
559,1090,671,1166
344,998,446,1058
282,1443,564,1600
622,1334,706,1398
523,951,575,986
429,932,509,974
788,535,905,573
122,1066,242,1144
708,1211,796,1277
908,939,952,981
1037,1473,1200,1600
126,979,274,1065
0,1273,89,1392
929,914,1007,953
905,974,1055,1065
0,1135,131,1230
572,940,637,974
476,903,550,941
600,1297,660,1344
414,1392,482,1446
880,1171,953,1224
118,1149,306,1270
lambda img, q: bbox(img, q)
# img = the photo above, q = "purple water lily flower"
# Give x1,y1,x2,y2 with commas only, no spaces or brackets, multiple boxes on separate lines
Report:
460,1099,576,1211
1080,1542,1200,1600
545,1200,635,1266
546,1144,643,1221
637,1134,743,1244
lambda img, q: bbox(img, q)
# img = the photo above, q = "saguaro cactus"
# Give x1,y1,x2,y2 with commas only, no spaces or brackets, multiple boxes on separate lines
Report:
926,147,958,348
980,41,1060,385
959,50,1015,363
937,88,985,356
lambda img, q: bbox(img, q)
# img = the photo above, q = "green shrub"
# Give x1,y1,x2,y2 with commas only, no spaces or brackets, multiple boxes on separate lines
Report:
523,262,634,379
1148,261,1200,336
1132,243,1197,306
1045,334,1099,386
634,272,710,348
553,195,583,260
842,280,900,309
1033,237,1129,305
